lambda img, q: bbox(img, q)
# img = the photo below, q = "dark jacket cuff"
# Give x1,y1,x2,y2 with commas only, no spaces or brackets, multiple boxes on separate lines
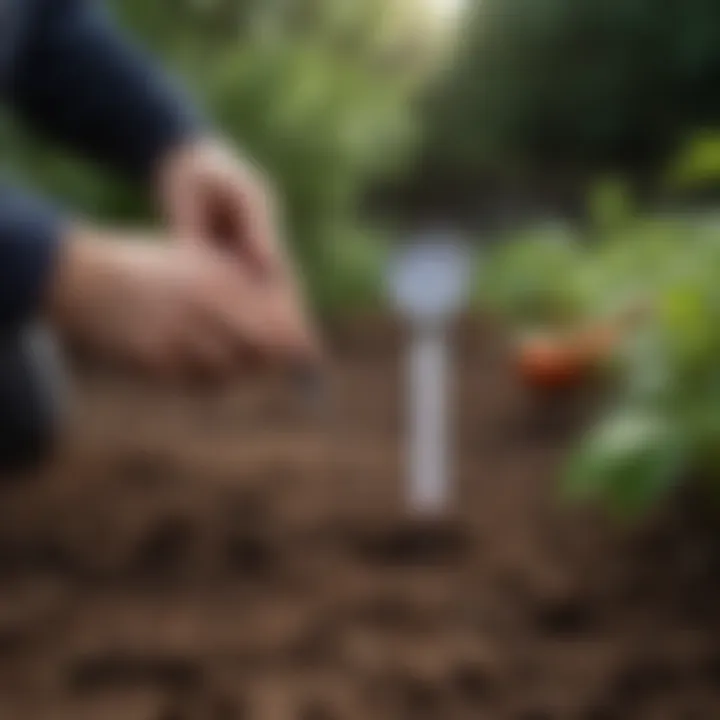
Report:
122,93,206,182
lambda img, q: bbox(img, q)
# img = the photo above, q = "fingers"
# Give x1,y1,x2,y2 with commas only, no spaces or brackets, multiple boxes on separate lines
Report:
232,175,283,278
217,276,319,369
189,162,283,280
162,172,207,244
181,326,237,384
161,142,284,278
158,140,315,357
174,254,318,385
51,227,321,388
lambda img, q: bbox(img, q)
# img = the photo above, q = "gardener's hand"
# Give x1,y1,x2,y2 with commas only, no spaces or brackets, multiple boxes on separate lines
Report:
46,226,319,380
156,139,319,363
157,138,285,277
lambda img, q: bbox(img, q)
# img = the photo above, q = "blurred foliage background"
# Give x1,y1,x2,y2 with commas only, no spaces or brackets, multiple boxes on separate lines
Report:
4,0,720,309
424,0,720,215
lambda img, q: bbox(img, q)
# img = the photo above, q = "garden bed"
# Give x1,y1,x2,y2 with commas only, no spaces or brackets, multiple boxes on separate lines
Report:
0,318,719,719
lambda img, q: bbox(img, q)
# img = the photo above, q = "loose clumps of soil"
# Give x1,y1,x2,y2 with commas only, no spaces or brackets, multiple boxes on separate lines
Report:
0,317,719,720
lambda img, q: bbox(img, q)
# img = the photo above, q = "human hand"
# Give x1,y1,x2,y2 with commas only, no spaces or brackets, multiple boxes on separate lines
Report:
157,138,285,277
156,139,320,369
46,226,319,381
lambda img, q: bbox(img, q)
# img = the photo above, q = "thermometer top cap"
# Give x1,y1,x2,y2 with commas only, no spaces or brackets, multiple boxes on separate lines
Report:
388,235,471,325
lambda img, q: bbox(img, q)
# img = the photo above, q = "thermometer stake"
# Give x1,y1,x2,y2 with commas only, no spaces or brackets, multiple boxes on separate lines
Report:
387,233,472,516
408,323,451,512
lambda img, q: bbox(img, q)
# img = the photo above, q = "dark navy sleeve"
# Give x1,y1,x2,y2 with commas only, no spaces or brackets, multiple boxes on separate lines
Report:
0,0,207,329
0,183,63,329
7,0,205,180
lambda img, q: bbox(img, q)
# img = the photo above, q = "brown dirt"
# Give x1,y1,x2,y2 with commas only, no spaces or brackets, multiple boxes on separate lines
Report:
0,318,719,720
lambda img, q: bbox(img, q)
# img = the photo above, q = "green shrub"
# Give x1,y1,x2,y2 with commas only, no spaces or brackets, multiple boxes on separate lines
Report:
478,180,720,518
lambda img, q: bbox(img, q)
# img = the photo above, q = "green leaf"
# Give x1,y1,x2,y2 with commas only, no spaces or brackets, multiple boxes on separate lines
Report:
616,328,674,405
564,409,687,519
668,131,720,189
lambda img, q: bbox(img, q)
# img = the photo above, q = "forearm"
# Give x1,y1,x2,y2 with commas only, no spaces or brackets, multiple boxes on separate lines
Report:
7,0,205,181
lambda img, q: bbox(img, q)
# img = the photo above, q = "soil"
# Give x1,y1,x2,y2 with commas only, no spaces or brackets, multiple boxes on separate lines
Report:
0,317,719,720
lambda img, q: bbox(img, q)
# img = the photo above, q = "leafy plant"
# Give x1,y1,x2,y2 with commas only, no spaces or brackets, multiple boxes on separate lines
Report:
478,221,588,326
564,406,687,520
479,177,720,517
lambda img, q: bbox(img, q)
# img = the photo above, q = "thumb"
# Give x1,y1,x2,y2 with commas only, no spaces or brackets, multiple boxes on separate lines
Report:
164,182,208,245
